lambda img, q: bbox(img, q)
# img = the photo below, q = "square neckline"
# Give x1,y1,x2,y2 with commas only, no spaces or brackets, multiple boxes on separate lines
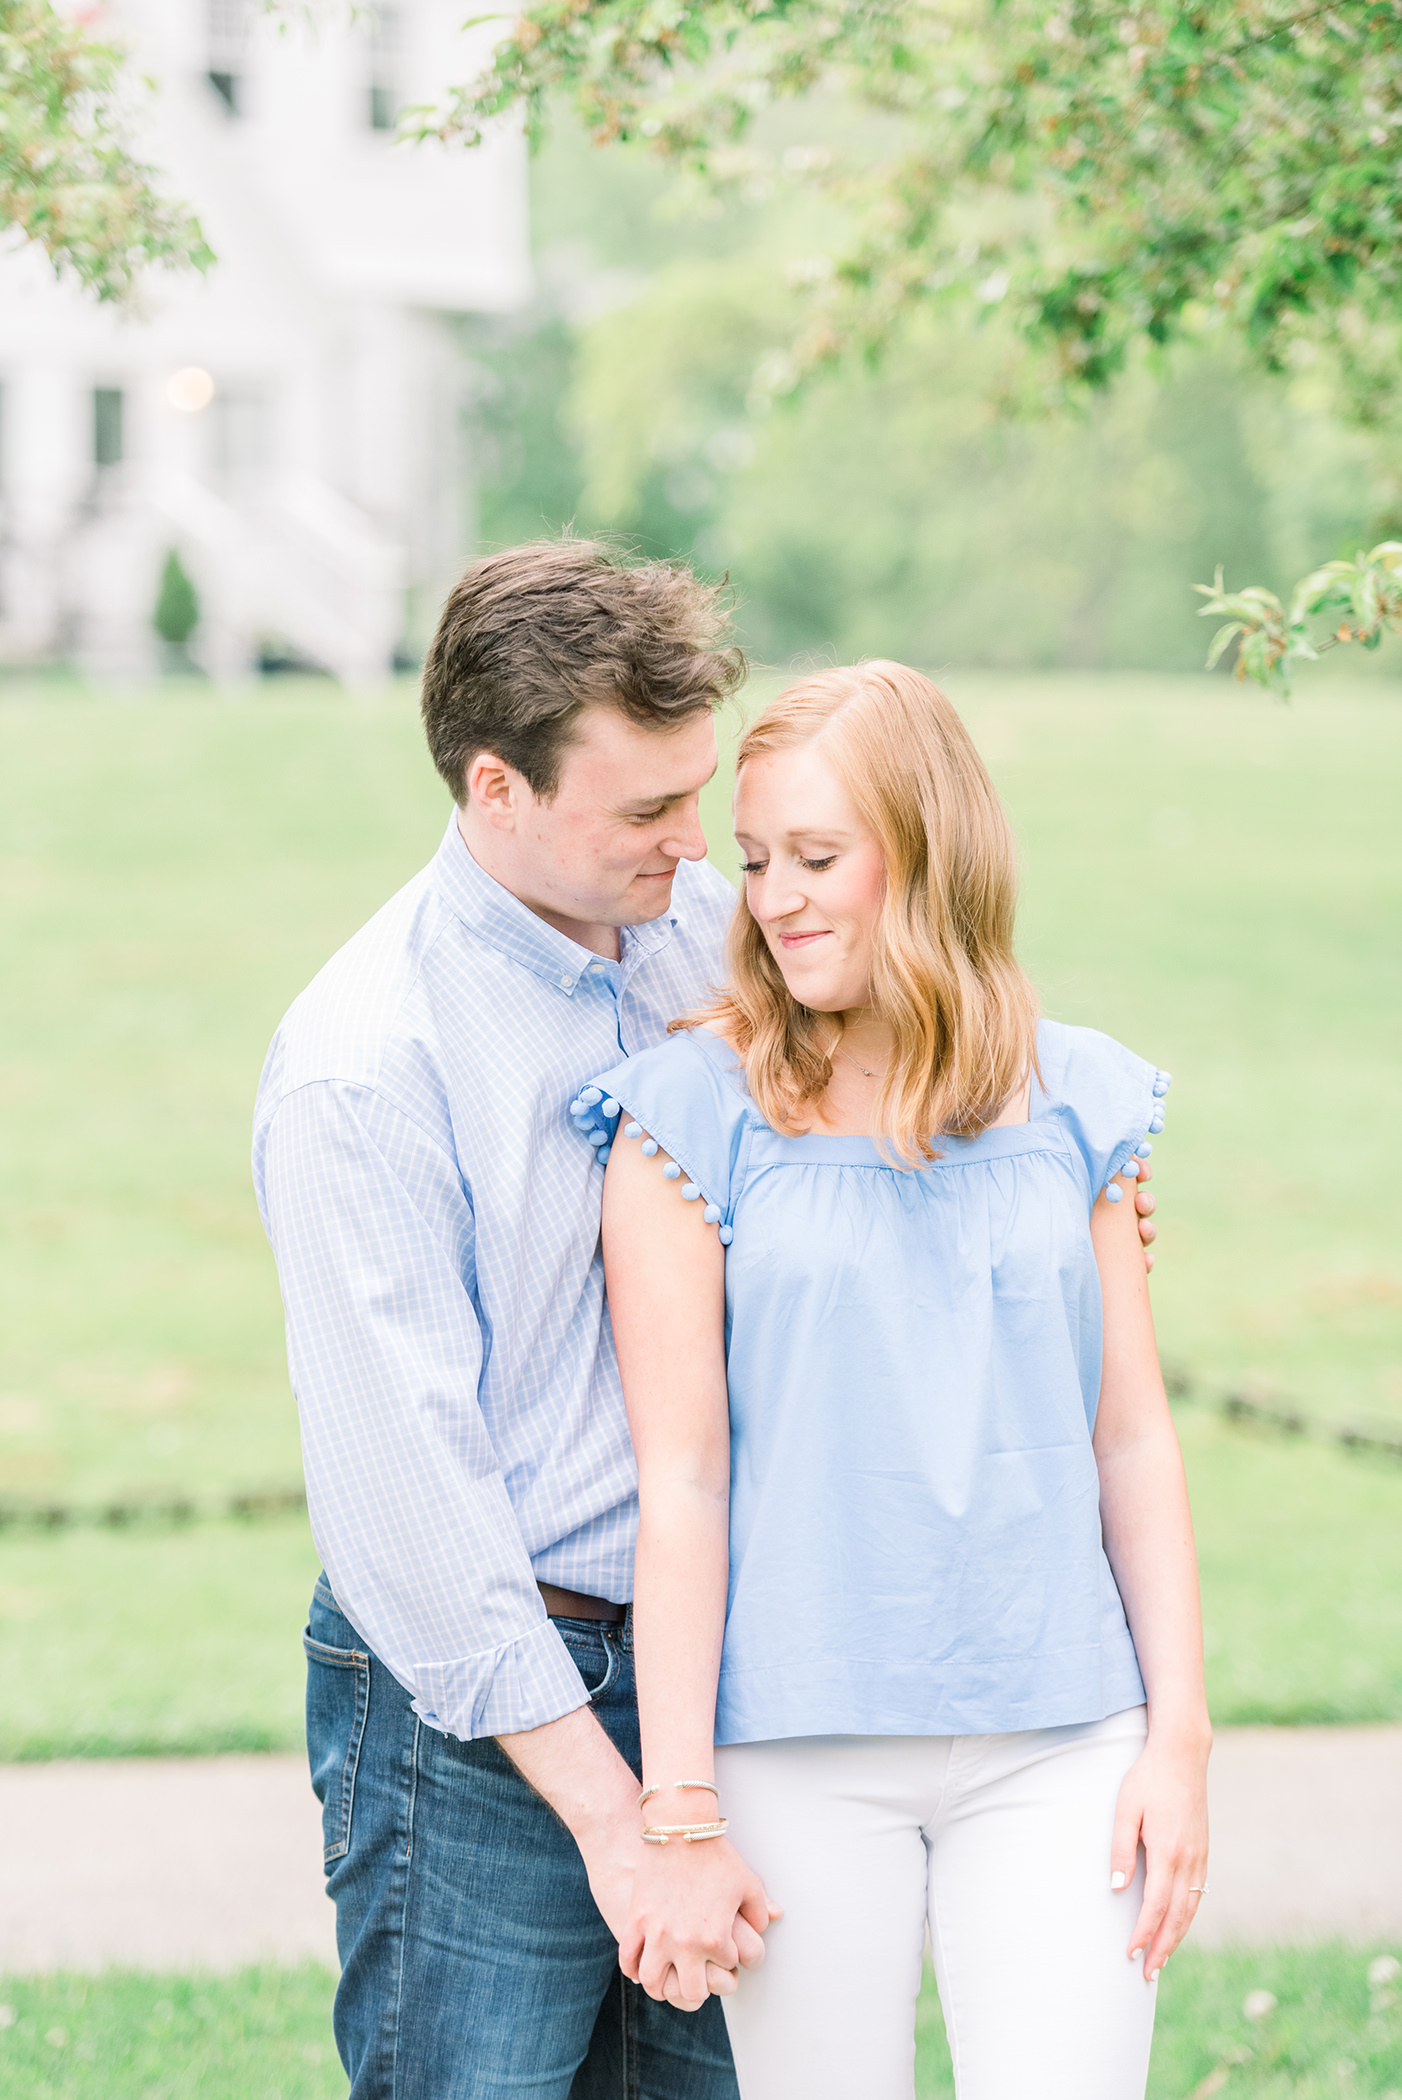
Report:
685,1024,1067,1173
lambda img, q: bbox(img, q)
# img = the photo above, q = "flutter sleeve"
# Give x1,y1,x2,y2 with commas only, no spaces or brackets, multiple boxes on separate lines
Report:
1034,1018,1171,1209
568,1030,751,1244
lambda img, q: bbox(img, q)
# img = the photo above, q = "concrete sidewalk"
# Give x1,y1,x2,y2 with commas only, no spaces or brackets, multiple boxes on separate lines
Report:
1,1727,1398,1973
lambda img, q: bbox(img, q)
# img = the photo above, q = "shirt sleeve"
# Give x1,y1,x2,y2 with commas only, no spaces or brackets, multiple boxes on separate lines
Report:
1035,1020,1171,1206
259,1079,590,1741
570,1032,751,1228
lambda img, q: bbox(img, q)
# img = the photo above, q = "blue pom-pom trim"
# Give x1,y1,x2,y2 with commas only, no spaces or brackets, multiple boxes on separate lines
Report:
568,1082,734,1246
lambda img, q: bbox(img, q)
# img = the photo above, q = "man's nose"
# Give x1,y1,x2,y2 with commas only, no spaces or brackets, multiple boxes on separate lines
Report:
661,804,708,863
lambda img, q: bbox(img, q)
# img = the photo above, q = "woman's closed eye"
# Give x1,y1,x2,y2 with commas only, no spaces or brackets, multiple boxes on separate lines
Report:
740,855,838,875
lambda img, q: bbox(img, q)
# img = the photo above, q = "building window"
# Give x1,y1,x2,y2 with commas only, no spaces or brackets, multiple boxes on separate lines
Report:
367,6,401,131
93,388,124,469
214,386,272,481
208,0,247,114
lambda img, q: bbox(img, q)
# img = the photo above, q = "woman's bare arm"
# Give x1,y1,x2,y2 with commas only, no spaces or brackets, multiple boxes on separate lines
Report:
601,1126,774,2009
1092,1168,1212,1982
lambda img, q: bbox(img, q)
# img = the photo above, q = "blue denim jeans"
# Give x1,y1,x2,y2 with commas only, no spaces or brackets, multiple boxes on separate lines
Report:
305,1576,740,2100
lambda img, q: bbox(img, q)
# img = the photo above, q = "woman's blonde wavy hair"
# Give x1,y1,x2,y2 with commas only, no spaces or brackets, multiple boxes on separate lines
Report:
679,660,1040,1165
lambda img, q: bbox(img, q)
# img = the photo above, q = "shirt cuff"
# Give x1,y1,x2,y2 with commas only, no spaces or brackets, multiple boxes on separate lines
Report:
409,1615,593,1742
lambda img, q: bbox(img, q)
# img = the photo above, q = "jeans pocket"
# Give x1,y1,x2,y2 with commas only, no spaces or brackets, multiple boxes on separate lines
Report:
304,1624,371,1866
557,1622,621,1704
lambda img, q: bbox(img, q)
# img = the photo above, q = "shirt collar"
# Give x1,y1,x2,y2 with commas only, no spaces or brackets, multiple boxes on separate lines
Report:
431,815,677,997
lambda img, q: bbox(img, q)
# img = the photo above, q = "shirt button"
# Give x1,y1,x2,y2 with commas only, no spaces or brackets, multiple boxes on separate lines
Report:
590,960,605,971
559,975,572,989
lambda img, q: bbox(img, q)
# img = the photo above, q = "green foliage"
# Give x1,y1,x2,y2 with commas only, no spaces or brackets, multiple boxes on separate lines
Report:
479,118,1398,673
467,316,590,548
152,549,200,648
1198,541,1402,694
0,0,211,300
433,2,1402,417
441,5,1402,691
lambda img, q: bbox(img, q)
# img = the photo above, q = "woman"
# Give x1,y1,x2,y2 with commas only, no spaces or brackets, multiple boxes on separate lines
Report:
569,663,1210,2100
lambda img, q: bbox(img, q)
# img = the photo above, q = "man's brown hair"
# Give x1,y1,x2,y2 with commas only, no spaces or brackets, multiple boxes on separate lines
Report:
421,539,746,801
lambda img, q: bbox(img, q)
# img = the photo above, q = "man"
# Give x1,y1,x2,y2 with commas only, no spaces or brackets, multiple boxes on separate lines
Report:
253,539,1158,2099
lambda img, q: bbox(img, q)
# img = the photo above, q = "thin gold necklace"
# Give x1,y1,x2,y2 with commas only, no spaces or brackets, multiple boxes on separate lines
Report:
832,1042,886,1081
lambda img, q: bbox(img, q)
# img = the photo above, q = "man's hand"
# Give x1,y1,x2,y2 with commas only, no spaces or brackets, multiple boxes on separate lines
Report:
497,1703,643,1943
1133,1155,1157,1271
621,1836,776,2011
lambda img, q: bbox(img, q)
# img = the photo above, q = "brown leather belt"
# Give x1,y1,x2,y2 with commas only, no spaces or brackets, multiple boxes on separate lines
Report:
539,1580,626,1624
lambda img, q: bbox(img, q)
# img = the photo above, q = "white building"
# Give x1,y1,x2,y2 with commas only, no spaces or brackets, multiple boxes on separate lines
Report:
0,0,529,681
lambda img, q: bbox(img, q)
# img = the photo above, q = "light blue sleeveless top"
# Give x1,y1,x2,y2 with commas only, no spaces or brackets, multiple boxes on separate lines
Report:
573,1019,1170,1745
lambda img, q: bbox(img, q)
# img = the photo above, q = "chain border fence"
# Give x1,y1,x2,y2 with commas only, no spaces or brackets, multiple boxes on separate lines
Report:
0,1372,1397,1535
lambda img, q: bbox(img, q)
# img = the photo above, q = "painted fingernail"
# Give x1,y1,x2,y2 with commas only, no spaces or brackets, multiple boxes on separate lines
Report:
1148,1967,1161,1983
1111,1871,1128,1890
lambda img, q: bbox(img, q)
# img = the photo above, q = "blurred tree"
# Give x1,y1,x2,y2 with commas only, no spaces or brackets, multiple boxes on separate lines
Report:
0,0,209,300
153,549,200,663
441,2,1402,415
435,0,1402,688
470,114,1394,675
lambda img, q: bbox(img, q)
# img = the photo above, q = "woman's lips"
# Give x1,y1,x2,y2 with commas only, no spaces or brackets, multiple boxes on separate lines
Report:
778,930,830,949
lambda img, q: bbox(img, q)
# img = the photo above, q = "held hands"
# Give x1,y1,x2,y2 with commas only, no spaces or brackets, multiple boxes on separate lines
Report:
1110,1728,1211,1981
620,1833,778,2012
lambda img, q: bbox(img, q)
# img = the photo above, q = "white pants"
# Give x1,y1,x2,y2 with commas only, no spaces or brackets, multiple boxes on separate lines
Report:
715,1706,1156,2100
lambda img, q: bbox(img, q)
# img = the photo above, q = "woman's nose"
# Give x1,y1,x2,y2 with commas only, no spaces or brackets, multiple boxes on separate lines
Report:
749,869,805,923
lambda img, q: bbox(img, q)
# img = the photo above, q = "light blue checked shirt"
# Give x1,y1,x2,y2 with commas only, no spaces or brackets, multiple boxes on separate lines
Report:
253,815,736,1742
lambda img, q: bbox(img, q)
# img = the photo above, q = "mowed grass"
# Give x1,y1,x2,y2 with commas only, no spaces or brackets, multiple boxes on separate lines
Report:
0,675,1399,1754
3,1405,1397,1760
0,1945,1397,2098
0,1514,319,1759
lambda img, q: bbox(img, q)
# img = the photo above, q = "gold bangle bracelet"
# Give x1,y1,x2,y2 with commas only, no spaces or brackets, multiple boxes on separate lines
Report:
640,1818,729,1846
637,1779,720,1811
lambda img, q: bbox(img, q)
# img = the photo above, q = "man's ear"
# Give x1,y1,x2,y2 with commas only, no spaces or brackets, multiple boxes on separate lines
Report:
465,751,521,833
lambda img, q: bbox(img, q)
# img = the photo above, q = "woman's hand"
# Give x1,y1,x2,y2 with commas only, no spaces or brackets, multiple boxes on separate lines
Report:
620,1836,776,2011
1110,1728,1211,1981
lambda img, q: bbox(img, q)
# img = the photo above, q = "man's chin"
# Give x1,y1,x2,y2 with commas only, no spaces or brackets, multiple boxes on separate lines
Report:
618,872,677,924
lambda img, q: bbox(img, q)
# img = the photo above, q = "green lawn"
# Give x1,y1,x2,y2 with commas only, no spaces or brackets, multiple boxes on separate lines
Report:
1,1946,1397,2097
0,1515,319,1760
0,675,1399,1753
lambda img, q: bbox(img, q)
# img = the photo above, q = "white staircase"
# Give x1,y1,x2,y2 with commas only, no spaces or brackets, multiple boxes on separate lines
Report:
65,466,406,684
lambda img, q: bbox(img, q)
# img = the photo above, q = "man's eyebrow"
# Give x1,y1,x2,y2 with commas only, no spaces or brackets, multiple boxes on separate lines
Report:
613,768,718,815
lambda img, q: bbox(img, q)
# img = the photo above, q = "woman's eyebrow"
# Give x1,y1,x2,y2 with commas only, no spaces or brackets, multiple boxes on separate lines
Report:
733,825,855,845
